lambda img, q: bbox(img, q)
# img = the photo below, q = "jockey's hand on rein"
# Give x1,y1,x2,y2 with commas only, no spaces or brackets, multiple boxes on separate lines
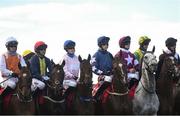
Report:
11,72,18,77
74,76,78,80
129,68,136,73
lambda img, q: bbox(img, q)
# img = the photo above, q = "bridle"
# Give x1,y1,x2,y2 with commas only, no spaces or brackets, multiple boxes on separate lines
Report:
78,76,93,102
43,66,65,103
110,62,129,96
16,78,33,102
138,52,157,94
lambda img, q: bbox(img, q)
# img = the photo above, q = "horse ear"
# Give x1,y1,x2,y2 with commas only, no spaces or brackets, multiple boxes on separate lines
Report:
26,62,30,69
78,55,82,62
61,60,65,67
87,54,91,61
18,62,22,70
152,45,155,53
51,59,55,67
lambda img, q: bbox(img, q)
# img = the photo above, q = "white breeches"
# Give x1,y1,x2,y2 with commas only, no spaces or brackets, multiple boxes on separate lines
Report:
63,80,77,89
31,78,45,91
104,75,113,82
93,73,113,84
2,77,18,89
127,72,139,81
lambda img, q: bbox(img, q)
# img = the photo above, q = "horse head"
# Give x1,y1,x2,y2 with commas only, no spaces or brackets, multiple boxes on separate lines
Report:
162,53,180,80
48,60,65,96
17,66,32,102
142,50,158,74
78,54,92,85
112,57,128,92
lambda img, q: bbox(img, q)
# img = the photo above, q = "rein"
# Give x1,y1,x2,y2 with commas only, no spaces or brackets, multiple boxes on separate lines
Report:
106,89,129,96
138,54,157,94
77,81,93,102
43,96,65,103
16,85,33,102
0,76,13,85
16,93,33,102
47,82,58,89
140,80,155,94
45,82,64,103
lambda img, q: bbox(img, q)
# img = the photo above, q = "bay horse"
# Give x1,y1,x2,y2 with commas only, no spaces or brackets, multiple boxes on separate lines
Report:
173,75,180,114
100,57,133,115
37,61,66,114
133,47,159,115
3,66,35,115
156,52,180,114
70,54,94,114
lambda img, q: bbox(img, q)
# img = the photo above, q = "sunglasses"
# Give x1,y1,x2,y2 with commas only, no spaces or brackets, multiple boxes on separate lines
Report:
37,45,47,51
67,47,75,49
9,45,17,48
8,43,18,47
124,41,130,45
38,48,46,51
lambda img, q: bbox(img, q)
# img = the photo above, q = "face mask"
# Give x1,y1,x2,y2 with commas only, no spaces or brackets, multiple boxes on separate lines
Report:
8,51,17,55
140,45,147,51
67,52,75,58
8,46,17,55
37,49,46,58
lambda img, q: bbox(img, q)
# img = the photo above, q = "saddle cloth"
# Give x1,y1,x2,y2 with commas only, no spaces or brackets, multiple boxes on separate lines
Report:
92,82,111,103
128,84,137,100
0,87,13,111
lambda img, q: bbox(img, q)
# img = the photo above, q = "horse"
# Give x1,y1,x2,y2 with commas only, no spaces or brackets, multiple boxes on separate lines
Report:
99,57,133,115
3,66,35,115
174,77,180,115
156,52,180,114
133,47,159,115
37,61,66,114
70,54,94,114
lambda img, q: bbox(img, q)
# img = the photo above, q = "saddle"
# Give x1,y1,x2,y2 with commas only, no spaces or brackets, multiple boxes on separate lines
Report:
92,82,103,97
92,82,111,103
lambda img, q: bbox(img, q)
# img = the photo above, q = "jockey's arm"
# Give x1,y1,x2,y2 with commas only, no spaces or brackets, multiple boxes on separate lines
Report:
90,56,103,75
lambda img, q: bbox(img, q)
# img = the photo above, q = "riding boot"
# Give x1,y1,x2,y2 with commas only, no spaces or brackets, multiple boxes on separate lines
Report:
93,81,111,101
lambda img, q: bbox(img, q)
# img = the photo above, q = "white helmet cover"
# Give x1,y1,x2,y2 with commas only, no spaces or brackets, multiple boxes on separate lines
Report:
5,37,18,46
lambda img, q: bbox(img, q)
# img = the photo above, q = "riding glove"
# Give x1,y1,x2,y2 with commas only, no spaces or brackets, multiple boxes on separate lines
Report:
42,76,50,81
11,73,18,77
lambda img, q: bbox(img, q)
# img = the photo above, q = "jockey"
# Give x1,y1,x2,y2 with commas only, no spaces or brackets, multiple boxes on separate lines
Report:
30,41,52,92
0,37,27,90
22,50,35,66
156,37,180,78
60,40,80,98
91,36,113,100
134,36,151,63
115,36,139,89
